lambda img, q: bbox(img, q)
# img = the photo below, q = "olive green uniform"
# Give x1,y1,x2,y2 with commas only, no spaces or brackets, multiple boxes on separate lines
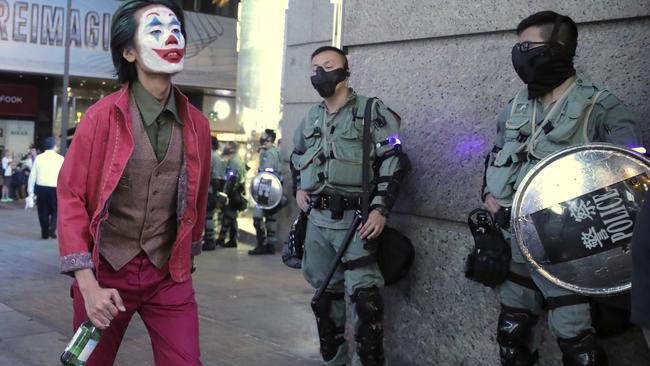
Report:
253,145,282,246
204,150,225,243
292,90,405,366
217,153,246,245
484,77,641,348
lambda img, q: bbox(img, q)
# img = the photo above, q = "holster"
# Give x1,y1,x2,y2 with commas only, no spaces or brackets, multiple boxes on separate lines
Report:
282,209,309,269
328,195,344,220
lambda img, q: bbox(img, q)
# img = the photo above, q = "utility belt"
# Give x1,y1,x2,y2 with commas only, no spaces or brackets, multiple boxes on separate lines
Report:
310,193,361,220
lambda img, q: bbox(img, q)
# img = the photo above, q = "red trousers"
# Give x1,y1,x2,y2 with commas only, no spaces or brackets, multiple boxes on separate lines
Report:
72,253,201,366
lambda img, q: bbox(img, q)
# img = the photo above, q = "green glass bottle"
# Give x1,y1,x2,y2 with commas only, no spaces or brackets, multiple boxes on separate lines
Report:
60,320,102,366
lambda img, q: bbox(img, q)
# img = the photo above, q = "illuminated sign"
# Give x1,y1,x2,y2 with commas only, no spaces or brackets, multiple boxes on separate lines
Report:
0,84,37,117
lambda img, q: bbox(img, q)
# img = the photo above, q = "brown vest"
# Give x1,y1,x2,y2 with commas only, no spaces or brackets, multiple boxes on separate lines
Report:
100,95,183,271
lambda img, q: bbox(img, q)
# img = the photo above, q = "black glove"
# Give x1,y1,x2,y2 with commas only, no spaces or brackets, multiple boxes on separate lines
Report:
465,208,511,288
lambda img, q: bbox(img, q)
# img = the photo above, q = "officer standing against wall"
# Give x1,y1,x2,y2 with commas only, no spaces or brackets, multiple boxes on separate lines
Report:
481,11,641,366
290,46,409,366
249,129,282,255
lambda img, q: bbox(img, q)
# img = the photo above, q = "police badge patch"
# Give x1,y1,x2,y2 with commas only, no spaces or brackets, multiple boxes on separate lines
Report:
515,103,529,115
373,112,387,128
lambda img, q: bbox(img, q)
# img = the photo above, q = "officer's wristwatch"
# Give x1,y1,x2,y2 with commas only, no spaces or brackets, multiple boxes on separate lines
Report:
372,205,390,218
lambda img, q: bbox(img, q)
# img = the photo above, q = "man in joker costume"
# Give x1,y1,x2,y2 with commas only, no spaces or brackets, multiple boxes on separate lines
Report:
57,1,210,364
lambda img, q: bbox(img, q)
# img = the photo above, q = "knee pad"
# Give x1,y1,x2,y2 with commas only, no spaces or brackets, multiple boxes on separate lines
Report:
311,292,345,361
557,331,608,366
352,287,384,366
497,305,539,366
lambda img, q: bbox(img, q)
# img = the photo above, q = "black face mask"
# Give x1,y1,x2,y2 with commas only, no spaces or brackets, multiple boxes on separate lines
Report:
310,67,348,98
512,45,575,99
259,137,267,146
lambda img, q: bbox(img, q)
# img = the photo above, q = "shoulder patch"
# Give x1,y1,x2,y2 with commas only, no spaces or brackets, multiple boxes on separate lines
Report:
373,99,401,128
513,102,530,115
374,110,388,128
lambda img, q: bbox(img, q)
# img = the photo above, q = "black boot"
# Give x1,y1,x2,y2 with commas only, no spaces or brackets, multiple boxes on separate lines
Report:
222,238,237,248
248,244,274,255
249,218,271,255
202,238,217,251
265,237,277,254
215,237,225,247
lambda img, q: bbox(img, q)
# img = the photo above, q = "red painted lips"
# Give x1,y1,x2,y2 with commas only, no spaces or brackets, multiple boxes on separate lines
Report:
153,48,185,63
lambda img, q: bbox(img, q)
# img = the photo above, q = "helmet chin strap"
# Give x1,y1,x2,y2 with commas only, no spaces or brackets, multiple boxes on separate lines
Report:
549,15,576,57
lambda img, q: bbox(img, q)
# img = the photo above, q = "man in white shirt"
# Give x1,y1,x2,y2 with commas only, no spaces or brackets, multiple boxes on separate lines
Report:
28,137,64,239
1,149,13,202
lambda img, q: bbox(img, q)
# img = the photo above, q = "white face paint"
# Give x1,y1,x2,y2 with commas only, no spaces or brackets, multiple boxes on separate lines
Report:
136,6,185,74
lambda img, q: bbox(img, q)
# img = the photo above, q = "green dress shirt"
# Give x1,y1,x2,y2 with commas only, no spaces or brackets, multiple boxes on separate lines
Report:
132,81,183,162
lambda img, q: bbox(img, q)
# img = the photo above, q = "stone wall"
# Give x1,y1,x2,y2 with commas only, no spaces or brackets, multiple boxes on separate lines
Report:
280,1,650,364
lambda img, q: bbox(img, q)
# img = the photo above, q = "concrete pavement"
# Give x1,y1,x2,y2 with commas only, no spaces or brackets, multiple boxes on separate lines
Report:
0,201,322,366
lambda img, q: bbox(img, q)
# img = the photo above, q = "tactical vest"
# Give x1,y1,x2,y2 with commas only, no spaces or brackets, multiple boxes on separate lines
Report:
294,95,371,193
259,146,281,174
486,80,609,205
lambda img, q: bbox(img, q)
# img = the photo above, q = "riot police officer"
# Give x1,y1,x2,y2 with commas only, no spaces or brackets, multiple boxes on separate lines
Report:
290,46,409,366
481,11,641,366
203,136,225,251
249,129,283,255
216,141,247,248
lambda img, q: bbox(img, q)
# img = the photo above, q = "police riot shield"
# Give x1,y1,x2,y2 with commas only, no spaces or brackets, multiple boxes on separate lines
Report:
511,143,650,296
250,172,283,209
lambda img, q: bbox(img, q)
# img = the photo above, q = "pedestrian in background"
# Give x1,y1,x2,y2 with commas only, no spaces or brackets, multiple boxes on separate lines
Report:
28,137,64,239
1,149,13,202
23,147,38,170
11,163,28,199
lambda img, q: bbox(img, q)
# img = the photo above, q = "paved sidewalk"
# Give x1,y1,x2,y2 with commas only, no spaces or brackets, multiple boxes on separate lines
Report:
0,202,321,366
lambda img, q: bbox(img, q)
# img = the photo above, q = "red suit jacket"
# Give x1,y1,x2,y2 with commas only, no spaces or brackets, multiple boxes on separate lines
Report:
57,86,211,283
